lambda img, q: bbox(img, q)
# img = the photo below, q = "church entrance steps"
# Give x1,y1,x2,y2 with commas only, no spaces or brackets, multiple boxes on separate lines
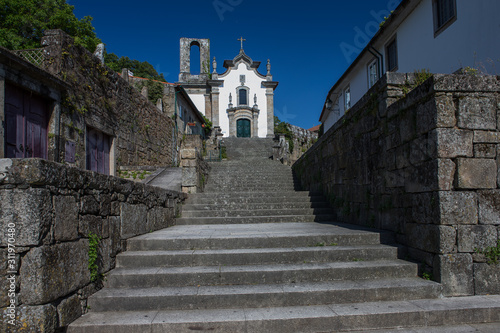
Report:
88,278,440,312
68,140,500,332
69,296,500,332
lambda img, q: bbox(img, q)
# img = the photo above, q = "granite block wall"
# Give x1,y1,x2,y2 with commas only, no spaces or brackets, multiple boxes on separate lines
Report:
293,73,500,296
0,158,186,332
40,30,177,172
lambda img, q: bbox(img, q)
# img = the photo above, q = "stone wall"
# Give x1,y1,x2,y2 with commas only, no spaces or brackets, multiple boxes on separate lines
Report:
293,73,500,297
41,30,177,172
180,135,210,193
288,124,318,165
0,158,186,332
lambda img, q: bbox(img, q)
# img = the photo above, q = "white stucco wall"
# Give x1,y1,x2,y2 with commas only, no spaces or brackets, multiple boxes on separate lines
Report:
324,0,500,131
218,62,268,137
188,94,206,117
390,0,500,75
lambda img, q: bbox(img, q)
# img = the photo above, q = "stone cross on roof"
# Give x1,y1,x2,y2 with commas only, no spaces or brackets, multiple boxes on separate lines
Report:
238,37,246,50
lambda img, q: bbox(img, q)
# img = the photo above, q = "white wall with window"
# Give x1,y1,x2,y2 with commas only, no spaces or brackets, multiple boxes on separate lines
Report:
368,60,378,89
374,0,500,76
218,62,268,137
320,0,500,132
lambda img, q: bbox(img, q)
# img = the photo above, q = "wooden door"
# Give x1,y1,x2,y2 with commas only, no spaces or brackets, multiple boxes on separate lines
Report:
237,119,251,138
4,84,48,159
86,128,110,175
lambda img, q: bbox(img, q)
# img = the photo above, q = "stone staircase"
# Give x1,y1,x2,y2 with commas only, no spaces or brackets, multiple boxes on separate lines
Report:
69,137,500,332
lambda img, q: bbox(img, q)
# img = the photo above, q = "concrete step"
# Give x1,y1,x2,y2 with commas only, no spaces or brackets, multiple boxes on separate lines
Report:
209,164,291,169
346,322,500,333
208,170,292,174
186,190,320,200
182,201,331,211
175,214,336,225
209,164,290,169
68,295,500,333
208,174,292,178
117,244,399,268
105,260,419,288
203,185,298,192
181,207,334,218
185,195,327,205
88,278,441,312
126,223,392,251
205,177,297,184
206,175,295,181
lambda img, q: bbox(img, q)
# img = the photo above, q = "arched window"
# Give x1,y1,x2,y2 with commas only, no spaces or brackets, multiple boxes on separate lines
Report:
190,42,200,75
238,88,248,106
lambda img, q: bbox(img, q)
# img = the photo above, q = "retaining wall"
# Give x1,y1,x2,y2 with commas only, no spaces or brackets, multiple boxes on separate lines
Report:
0,158,186,332
293,73,500,296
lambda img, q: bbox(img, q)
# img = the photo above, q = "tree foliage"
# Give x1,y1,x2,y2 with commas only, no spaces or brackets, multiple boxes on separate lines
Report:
133,79,165,103
104,52,166,82
203,116,213,137
0,0,101,52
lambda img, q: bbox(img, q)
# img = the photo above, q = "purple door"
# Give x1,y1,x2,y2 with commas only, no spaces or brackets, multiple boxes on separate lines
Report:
86,128,110,175
4,84,48,159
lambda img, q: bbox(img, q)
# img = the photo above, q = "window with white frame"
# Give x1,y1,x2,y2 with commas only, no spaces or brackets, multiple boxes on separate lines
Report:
433,0,456,35
386,37,398,72
368,60,378,88
344,86,351,111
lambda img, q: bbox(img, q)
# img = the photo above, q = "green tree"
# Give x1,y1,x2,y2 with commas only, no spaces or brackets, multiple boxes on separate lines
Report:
133,79,165,103
0,0,101,52
104,52,166,82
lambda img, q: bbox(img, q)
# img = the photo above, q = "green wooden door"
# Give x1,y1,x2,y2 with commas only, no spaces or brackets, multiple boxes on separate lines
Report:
237,119,251,138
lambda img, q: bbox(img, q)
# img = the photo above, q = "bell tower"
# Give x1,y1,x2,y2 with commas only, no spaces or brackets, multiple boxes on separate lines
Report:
178,38,210,83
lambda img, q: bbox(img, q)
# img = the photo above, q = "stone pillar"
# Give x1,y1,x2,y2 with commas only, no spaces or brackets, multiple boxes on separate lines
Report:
252,109,259,138
156,98,163,112
121,68,129,83
181,148,199,194
0,68,4,158
227,110,236,137
141,86,148,99
204,93,211,120
210,91,220,126
266,88,275,138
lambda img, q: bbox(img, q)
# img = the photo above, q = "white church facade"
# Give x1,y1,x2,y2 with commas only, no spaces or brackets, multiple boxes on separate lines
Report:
177,38,278,138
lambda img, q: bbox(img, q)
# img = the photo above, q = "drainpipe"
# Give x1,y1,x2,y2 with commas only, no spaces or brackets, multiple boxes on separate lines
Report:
368,45,384,79
174,87,180,166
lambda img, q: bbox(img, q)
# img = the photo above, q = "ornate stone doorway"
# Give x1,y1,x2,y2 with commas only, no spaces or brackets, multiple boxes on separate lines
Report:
227,107,259,137
236,119,251,138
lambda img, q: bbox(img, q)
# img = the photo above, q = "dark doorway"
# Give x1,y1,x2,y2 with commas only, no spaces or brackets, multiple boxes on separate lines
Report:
4,84,48,159
236,119,251,138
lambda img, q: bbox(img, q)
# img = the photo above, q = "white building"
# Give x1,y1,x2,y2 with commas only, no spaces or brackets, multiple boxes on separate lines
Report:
177,38,278,138
320,0,500,131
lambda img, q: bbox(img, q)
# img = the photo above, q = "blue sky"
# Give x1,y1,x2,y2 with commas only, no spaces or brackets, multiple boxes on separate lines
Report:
70,0,401,130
